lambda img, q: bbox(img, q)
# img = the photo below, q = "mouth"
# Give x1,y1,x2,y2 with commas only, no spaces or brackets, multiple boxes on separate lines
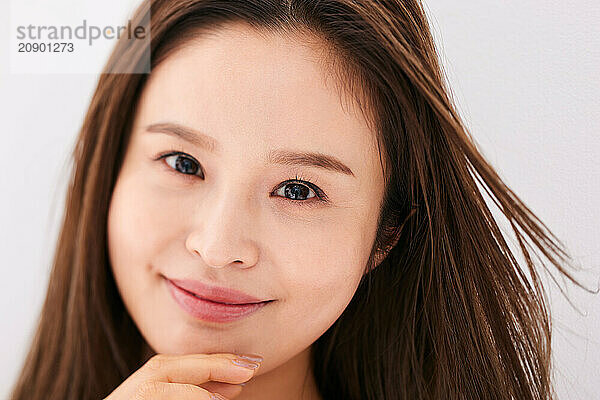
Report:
163,275,273,305
179,286,270,305
164,278,274,323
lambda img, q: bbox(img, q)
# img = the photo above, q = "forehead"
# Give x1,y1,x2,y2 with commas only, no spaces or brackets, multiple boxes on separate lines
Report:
135,22,381,176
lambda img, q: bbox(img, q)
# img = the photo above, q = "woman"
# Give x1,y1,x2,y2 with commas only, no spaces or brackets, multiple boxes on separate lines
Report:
9,0,585,399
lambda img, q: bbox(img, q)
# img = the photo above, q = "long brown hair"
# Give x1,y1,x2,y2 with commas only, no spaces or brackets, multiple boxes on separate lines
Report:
9,1,589,399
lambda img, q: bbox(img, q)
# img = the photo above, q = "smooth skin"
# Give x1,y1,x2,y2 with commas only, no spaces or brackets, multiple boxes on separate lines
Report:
106,21,387,399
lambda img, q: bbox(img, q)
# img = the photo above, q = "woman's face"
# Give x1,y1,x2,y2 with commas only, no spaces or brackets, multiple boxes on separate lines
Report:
107,23,385,376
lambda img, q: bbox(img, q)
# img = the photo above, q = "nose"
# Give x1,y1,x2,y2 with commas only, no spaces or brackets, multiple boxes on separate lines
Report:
185,185,259,270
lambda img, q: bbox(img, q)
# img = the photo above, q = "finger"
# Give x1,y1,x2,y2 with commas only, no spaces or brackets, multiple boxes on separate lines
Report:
134,380,220,399
137,353,261,386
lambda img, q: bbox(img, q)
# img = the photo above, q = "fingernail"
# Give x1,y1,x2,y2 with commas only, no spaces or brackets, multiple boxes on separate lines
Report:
236,354,263,363
231,358,260,369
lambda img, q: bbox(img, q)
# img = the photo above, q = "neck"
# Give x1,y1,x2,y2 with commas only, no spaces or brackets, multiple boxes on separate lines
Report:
235,345,322,400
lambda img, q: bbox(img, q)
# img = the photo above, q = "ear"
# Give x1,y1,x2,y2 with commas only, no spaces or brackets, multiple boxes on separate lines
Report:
372,232,401,268
368,206,417,272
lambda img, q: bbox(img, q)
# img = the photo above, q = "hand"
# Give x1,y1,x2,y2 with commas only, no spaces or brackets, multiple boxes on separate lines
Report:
103,352,263,399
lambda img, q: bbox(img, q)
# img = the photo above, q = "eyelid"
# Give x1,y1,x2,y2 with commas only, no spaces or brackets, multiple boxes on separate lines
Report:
154,148,197,164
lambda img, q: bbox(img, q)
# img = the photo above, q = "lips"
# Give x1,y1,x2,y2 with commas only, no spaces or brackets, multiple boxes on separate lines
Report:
165,277,270,305
165,279,271,323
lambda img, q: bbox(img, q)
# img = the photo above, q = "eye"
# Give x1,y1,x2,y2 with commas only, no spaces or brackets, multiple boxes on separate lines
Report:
159,151,204,179
271,174,329,206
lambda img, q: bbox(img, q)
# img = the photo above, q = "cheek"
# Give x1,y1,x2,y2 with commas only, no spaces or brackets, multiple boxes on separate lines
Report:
263,189,382,343
267,219,372,334
107,170,180,283
269,195,379,300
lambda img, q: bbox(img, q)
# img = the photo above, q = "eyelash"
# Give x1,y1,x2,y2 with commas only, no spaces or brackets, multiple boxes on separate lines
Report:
154,149,329,206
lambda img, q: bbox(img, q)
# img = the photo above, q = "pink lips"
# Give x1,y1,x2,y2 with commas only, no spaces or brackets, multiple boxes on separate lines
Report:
164,277,273,323
167,277,268,304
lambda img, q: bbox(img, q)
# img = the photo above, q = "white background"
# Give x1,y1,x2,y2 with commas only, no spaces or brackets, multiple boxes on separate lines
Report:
1,1,598,399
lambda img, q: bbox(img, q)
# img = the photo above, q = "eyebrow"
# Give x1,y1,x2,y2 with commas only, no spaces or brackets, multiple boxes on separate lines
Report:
146,122,218,153
144,122,355,177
